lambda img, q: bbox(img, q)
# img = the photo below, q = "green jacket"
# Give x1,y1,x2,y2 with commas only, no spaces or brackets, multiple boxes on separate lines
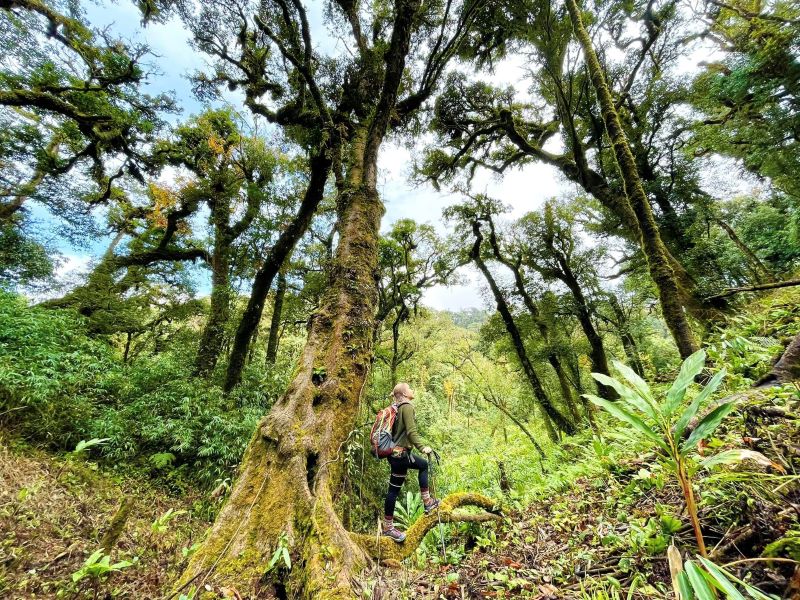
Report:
392,402,424,452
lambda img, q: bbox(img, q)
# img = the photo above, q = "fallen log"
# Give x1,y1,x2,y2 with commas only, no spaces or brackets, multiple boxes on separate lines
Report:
350,492,502,561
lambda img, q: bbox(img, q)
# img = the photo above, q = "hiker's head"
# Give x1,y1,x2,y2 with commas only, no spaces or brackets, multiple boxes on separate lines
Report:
392,382,414,402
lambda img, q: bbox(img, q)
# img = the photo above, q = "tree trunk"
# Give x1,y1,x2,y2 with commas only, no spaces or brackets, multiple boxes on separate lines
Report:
484,220,584,417
224,150,333,392
564,0,699,359
556,257,617,400
265,266,288,365
177,1,423,593
501,111,712,321
470,221,575,435
175,132,382,600
608,294,645,377
195,200,233,377
715,218,775,284
757,333,800,386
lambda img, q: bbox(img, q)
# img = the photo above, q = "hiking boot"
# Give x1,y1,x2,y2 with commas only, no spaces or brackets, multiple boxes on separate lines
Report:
423,497,440,514
382,526,406,543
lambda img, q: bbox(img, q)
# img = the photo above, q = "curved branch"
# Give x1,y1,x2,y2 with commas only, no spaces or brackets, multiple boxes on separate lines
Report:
349,492,502,561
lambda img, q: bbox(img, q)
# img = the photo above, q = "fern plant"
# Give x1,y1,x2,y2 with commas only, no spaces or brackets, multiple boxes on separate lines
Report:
585,349,771,557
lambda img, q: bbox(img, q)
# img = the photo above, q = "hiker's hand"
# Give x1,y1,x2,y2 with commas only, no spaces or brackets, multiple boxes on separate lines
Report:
422,446,433,455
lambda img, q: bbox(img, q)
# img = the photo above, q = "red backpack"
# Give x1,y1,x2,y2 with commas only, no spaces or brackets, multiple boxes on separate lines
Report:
370,399,408,458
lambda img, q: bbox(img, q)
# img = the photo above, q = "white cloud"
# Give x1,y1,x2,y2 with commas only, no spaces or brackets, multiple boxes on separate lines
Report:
422,268,487,311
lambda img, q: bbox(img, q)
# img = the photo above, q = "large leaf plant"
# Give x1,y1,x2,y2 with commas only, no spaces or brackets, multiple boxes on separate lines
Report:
584,350,773,557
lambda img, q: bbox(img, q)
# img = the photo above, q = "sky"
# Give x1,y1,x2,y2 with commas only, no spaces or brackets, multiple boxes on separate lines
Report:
41,0,732,311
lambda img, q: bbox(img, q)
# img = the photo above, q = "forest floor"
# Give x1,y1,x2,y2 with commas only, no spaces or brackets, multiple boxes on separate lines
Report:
1,393,798,600
0,433,206,599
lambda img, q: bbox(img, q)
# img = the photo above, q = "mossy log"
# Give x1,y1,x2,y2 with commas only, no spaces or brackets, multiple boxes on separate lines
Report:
350,492,502,561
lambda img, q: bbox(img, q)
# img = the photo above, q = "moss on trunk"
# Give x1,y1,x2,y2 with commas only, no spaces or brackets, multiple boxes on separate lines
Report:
564,0,699,359
176,184,382,599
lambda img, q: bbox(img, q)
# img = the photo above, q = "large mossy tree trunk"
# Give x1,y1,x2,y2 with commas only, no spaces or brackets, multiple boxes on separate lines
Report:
177,2,423,595
564,0,699,360
470,220,576,436
176,134,382,600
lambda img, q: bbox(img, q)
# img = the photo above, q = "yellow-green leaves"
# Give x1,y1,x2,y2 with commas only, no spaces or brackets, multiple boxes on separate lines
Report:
684,560,716,600
675,556,777,600
682,401,736,454
696,556,776,600
591,372,659,420
699,448,779,472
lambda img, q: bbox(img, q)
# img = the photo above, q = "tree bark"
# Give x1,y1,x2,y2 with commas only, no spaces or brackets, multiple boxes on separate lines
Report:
500,112,710,321
706,278,800,301
470,220,576,435
224,149,333,392
556,256,618,400
715,218,776,284
757,333,800,386
351,493,501,561
484,219,586,414
608,294,645,377
564,0,700,359
175,132,382,600
195,196,234,378
265,265,288,365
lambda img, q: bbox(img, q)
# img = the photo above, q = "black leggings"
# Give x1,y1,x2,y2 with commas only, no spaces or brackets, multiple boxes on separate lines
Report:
384,452,429,517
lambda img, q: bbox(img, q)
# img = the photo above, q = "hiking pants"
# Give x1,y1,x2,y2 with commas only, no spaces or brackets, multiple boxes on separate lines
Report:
384,451,429,517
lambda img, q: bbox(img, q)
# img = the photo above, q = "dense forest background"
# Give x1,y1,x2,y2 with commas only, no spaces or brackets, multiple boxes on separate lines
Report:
1,0,799,598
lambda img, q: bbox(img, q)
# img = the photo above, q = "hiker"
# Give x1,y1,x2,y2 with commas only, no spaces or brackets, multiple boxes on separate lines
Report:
382,382,440,543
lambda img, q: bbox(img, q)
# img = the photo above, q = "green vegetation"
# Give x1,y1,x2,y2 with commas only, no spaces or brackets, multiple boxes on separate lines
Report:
1,0,799,598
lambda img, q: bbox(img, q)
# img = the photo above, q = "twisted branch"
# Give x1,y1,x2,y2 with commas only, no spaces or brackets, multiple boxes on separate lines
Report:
350,492,502,561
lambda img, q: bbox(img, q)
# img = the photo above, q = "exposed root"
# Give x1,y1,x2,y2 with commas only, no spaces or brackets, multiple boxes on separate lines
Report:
350,492,502,561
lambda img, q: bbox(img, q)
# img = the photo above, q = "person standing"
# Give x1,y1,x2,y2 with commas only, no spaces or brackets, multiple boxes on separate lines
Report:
382,382,440,542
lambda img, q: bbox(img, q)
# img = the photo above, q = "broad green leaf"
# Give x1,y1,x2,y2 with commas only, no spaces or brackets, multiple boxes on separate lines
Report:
613,360,660,422
85,549,105,566
697,557,777,600
591,373,658,420
674,369,726,439
696,556,745,599
584,394,669,452
282,546,291,569
682,401,736,454
665,350,706,416
677,571,695,600
684,560,715,600
699,449,777,471
612,360,656,406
